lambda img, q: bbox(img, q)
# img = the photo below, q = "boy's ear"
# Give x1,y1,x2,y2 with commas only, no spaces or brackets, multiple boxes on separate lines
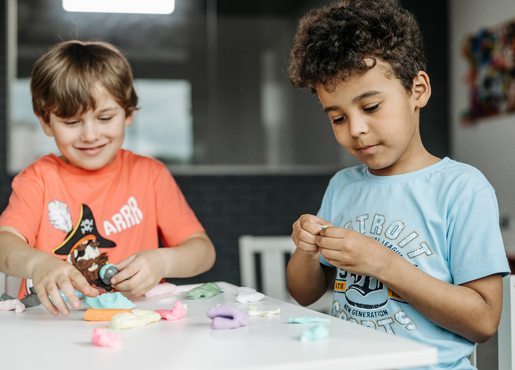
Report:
37,115,54,137
124,111,134,127
412,71,431,109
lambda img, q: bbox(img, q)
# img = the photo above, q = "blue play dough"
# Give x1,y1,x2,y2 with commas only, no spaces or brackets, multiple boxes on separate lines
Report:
300,324,329,342
84,292,135,309
49,289,83,304
289,316,331,324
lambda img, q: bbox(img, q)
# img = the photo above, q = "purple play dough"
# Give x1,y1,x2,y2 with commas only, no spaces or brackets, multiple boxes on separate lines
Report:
206,305,249,330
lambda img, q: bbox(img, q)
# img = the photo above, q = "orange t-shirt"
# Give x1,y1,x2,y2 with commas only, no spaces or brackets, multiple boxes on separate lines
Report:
0,150,204,297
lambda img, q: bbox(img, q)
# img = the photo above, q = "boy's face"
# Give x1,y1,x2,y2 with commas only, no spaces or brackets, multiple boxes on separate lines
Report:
316,59,431,176
38,84,133,171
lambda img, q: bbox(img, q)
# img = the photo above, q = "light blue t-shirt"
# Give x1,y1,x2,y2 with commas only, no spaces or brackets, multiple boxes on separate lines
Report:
318,158,510,369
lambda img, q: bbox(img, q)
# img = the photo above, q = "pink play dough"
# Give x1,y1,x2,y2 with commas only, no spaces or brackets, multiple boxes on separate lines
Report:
92,328,123,348
155,300,187,321
0,299,25,313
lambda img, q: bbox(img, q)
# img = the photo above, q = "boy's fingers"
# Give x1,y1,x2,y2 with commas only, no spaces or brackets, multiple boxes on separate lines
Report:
319,226,348,238
115,255,136,271
111,266,136,286
36,288,59,316
58,280,81,310
69,269,98,298
47,284,69,316
299,215,331,234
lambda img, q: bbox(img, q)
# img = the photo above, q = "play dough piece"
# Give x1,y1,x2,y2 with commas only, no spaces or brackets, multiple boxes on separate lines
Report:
236,287,265,303
155,301,187,321
206,305,249,330
247,308,280,317
85,292,135,309
0,299,25,313
300,324,329,342
49,289,83,304
289,316,331,324
318,225,329,229
145,282,177,297
84,308,132,321
92,328,123,348
109,309,161,330
3,288,41,307
186,282,220,299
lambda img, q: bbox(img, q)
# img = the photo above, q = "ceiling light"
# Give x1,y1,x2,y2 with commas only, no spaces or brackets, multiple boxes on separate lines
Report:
63,0,175,14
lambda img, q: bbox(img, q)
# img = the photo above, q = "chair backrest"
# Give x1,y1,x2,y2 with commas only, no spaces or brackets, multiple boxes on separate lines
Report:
499,274,515,370
239,235,296,301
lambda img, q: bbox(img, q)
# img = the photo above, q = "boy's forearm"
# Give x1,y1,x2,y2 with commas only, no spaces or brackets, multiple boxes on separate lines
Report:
160,232,216,278
0,228,44,278
377,253,502,343
286,249,328,306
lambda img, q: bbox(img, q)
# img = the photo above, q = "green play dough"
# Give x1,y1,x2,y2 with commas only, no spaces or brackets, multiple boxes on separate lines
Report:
85,292,135,309
186,282,221,299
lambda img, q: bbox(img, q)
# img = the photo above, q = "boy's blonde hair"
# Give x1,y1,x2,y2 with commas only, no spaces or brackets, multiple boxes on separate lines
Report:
31,40,138,122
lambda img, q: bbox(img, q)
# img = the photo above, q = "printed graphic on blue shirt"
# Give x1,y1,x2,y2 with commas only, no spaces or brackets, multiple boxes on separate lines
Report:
331,213,431,335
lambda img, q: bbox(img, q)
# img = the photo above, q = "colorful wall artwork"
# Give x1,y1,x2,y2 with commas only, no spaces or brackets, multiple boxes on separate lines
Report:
461,19,515,125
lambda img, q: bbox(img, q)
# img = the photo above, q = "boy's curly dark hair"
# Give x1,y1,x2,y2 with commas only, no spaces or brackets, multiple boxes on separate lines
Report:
289,0,427,94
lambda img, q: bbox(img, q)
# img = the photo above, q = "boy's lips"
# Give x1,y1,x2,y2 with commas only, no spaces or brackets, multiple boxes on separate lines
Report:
357,144,379,154
77,144,107,156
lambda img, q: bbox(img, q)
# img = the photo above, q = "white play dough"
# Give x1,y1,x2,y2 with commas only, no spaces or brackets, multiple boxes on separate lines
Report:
108,309,161,329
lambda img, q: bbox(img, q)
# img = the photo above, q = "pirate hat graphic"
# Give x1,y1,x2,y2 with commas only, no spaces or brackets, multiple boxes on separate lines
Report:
52,204,116,255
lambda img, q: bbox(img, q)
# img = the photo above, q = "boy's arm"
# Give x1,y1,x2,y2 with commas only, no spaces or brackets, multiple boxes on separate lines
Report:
318,226,503,343
0,226,98,315
379,253,502,344
286,214,335,306
112,231,216,297
287,250,335,306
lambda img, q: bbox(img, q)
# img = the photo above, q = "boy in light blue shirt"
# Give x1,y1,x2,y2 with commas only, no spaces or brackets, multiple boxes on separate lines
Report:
286,1,510,368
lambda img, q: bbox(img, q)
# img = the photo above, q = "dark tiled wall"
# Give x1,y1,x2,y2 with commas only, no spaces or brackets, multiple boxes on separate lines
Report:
168,174,332,286
401,0,450,159
0,4,13,208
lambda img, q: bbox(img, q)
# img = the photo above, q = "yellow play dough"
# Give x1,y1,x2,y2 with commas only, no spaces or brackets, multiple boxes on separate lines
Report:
108,309,161,329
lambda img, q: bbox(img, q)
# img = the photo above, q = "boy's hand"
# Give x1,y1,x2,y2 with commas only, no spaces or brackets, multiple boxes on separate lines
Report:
292,214,333,254
30,256,98,316
316,226,394,278
111,249,166,297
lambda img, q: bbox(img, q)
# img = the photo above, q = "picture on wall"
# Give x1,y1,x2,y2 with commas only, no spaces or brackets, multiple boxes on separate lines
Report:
461,18,515,125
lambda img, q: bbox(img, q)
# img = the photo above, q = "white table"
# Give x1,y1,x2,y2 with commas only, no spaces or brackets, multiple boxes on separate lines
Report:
0,282,437,369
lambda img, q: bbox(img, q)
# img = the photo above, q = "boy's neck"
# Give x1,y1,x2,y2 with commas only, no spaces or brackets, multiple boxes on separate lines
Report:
369,148,441,177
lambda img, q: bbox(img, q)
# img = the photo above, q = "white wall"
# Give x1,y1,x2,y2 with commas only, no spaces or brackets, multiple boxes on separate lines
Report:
450,0,515,224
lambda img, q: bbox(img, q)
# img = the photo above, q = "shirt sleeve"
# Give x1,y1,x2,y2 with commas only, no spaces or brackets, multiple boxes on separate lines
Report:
153,163,205,248
0,166,45,247
448,186,510,285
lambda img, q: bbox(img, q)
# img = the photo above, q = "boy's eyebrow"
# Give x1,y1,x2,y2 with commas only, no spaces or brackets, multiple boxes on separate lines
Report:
97,106,118,113
352,90,382,104
323,90,382,113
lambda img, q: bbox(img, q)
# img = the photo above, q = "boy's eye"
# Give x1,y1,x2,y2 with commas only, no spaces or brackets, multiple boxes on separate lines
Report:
364,104,379,113
99,116,113,122
64,120,79,125
332,116,347,124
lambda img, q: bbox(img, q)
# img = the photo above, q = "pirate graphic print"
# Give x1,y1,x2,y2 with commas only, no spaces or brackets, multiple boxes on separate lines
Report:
48,200,116,286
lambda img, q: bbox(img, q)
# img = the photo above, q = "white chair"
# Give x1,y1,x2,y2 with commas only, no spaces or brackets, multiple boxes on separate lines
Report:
499,274,515,370
0,271,22,297
238,235,333,313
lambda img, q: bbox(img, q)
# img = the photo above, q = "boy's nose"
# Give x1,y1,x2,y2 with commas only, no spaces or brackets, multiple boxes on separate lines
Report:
81,122,100,142
348,118,369,137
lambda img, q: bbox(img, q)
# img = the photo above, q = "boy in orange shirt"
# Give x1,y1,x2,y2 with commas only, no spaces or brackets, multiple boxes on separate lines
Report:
0,40,216,316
